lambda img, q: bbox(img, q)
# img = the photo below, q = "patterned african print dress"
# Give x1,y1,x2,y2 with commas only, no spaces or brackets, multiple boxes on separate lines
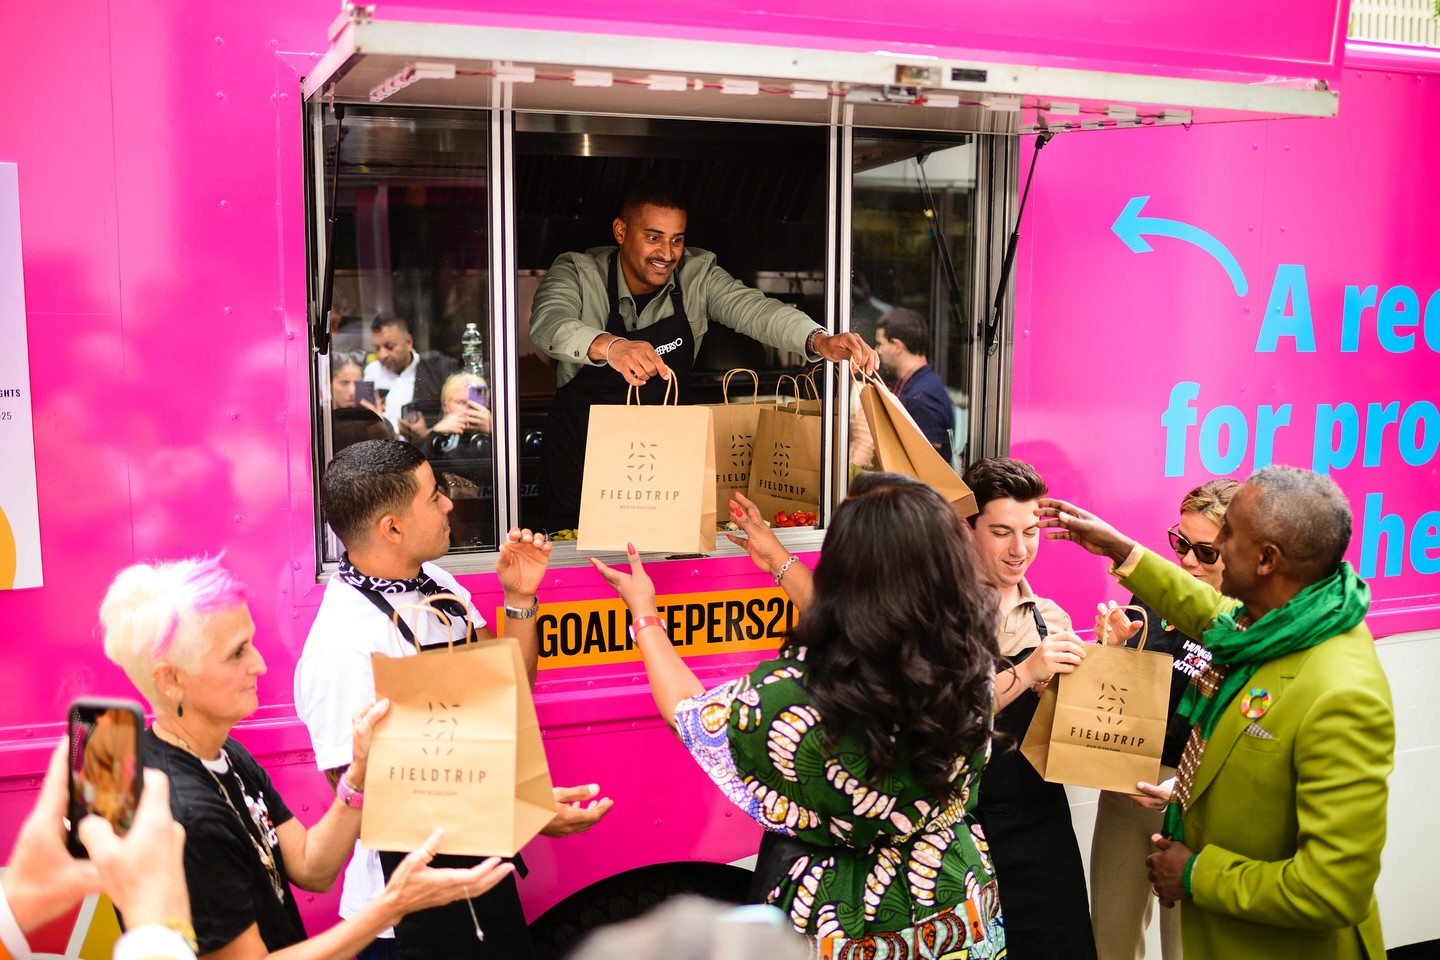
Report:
674,649,1005,959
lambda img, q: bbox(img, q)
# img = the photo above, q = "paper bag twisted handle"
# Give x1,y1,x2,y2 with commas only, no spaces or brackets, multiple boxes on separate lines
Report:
721,368,760,405
387,592,479,653
774,374,816,415
625,376,678,407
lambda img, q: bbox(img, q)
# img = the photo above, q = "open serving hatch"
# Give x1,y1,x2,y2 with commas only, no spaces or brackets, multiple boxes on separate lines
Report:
302,3,1341,134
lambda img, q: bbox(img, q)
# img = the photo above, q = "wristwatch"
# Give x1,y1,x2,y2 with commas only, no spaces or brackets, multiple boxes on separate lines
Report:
336,776,364,809
504,595,540,620
804,328,823,356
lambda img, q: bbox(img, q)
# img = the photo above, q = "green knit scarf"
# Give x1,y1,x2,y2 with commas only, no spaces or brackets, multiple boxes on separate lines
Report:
1162,562,1370,841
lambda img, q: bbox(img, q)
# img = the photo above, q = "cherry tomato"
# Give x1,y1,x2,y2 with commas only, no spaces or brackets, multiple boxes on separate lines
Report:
774,511,790,526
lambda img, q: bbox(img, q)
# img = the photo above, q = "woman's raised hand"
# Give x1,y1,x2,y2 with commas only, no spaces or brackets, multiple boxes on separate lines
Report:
725,490,788,577
590,543,659,616
1095,601,1143,646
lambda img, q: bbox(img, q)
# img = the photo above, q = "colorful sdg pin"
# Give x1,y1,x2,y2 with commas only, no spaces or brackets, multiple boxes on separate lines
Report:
1240,687,1272,720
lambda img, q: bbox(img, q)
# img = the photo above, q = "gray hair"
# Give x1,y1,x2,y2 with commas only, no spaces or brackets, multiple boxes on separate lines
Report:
566,897,807,960
1246,466,1352,581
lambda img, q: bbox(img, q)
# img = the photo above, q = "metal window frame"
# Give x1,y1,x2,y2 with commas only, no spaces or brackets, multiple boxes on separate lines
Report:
304,97,1019,576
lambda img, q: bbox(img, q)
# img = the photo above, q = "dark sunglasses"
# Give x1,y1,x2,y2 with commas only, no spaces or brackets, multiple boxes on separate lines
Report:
1168,526,1220,565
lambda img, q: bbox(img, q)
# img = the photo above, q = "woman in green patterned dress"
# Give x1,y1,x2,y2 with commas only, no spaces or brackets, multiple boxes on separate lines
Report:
591,472,1006,958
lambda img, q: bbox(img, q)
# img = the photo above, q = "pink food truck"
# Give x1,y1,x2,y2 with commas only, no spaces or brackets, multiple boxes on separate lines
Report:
2,0,1436,955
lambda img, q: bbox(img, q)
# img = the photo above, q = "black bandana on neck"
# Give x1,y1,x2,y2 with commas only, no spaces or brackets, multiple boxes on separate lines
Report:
337,553,469,621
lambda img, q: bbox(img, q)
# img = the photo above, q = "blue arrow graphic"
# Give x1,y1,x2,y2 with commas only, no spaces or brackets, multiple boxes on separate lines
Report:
1112,196,1248,296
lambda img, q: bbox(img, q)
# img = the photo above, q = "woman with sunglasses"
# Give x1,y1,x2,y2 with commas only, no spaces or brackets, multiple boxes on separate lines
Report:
1089,478,1238,960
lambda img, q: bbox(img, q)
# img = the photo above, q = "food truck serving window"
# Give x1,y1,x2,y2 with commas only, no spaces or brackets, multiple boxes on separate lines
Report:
303,9,1340,571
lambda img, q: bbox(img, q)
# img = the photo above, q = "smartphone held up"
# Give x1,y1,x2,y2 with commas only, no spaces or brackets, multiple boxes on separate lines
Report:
66,697,146,858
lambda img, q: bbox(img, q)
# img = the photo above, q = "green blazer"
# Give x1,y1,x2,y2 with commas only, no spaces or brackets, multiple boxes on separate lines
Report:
1122,550,1394,960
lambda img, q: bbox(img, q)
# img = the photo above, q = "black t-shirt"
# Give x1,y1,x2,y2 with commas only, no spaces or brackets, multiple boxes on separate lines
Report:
1124,598,1215,767
144,730,307,954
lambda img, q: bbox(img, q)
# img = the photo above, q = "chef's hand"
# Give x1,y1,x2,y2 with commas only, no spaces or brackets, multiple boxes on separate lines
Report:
812,332,878,376
592,335,672,388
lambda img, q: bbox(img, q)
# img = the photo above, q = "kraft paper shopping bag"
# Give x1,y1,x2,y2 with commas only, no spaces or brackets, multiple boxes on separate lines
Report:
747,376,823,520
859,374,976,518
701,369,766,518
363,595,556,857
1020,607,1172,795
782,370,824,418
577,380,717,553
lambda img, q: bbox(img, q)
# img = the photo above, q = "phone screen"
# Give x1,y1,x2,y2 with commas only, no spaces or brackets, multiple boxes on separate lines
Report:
67,698,145,857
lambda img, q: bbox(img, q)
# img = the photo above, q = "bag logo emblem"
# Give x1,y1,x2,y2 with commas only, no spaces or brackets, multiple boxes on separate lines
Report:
627,441,657,483
423,700,460,757
1096,683,1128,727
771,440,792,478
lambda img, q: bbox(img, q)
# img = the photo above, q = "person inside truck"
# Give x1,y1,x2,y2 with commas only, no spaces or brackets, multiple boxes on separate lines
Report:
96,556,512,960
363,316,458,440
591,476,1007,955
421,373,496,547
961,456,1097,960
873,307,954,463
526,180,878,530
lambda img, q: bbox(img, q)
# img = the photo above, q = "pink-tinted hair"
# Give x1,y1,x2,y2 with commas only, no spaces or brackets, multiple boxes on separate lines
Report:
99,556,248,705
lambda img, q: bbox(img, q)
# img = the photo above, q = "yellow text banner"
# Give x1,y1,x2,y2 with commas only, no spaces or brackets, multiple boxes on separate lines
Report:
498,588,795,670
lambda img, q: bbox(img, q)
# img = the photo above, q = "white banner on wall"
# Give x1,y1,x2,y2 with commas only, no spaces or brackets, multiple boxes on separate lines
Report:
0,163,42,589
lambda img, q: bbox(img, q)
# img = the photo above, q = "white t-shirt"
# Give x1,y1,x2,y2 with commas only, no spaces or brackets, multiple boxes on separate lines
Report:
363,352,418,430
294,564,488,926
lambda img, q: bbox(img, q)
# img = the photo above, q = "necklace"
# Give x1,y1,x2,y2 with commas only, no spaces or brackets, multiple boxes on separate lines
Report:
154,723,288,904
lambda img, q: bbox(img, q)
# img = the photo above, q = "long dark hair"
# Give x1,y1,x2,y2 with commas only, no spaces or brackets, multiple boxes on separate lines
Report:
789,472,1000,801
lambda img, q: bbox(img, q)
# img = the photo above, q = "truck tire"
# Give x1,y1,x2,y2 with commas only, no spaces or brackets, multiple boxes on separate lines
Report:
528,862,752,959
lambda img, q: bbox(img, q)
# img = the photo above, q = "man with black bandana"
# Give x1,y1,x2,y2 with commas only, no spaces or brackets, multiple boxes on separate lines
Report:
528,182,877,531
297,440,613,960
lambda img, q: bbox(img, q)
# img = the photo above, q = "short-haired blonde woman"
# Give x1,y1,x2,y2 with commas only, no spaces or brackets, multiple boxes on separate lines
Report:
100,557,510,960
1089,478,1239,960
421,373,491,448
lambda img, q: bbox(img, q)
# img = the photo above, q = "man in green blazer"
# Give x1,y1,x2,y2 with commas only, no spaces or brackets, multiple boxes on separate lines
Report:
1039,466,1393,959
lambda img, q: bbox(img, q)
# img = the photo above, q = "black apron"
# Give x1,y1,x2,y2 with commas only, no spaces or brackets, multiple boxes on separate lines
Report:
536,254,695,530
973,606,1097,960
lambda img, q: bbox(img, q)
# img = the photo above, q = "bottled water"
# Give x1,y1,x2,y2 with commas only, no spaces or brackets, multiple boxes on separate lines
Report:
461,323,485,378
